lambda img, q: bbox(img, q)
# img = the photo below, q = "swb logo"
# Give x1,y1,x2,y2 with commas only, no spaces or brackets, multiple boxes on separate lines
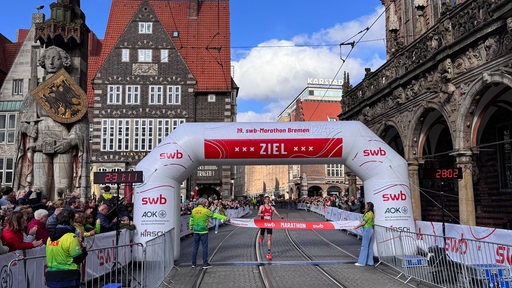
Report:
382,190,407,202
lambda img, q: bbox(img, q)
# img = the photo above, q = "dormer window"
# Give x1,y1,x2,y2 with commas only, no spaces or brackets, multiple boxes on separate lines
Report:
138,22,153,34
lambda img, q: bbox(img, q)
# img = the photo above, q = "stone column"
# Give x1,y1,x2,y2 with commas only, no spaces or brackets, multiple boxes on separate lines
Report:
347,171,357,198
454,151,476,226
408,160,422,221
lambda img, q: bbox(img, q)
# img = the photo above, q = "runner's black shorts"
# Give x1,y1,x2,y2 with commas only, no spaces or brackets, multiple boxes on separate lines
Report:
260,228,273,236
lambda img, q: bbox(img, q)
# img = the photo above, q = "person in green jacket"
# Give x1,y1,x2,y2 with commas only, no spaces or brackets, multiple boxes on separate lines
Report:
189,197,229,269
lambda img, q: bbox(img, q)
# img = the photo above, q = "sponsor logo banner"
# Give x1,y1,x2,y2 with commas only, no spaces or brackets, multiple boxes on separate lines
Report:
204,138,342,159
229,218,358,230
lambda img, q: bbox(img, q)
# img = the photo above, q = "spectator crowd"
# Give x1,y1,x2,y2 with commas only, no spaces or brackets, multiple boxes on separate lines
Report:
297,194,365,214
0,185,135,255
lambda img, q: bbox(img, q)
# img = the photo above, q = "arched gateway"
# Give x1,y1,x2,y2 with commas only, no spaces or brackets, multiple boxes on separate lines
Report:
134,121,414,259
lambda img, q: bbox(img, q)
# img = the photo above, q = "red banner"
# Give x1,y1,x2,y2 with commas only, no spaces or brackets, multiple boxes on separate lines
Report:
204,138,343,159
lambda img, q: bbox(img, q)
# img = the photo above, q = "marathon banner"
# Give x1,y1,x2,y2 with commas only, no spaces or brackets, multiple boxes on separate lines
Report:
229,218,359,230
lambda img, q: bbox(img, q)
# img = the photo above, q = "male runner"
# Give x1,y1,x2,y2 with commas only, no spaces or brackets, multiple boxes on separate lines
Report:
257,195,284,260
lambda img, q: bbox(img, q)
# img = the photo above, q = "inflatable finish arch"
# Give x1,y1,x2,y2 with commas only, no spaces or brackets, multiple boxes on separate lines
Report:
134,121,414,259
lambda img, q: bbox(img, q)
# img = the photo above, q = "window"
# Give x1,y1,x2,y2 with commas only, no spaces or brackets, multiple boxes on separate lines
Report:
122,49,130,62
107,85,122,104
126,85,140,104
138,49,152,62
102,119,116,151
172,119,185,130
156,119,185,144
0,113,16,144
12,79,23,95
134,119,141,151
149,85,163,104
326,164,344,178
101,118,184,152
134,119,156,151
0,158,14,185
147,119,154,150
166,85,181,105
117,119,130,151
138,22,152,34
161,49,168,62
208,94,216,102
157,119,171,145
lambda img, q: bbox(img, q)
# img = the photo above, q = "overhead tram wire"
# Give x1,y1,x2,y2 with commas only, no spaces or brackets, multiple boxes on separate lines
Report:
415,138,512,162
230,38,386,50
305,3,391,121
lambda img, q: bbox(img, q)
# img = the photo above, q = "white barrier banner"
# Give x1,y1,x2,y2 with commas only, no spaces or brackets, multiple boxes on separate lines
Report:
82,229,132,280
0,250,33,288
416,221,512,265
24,246,47,287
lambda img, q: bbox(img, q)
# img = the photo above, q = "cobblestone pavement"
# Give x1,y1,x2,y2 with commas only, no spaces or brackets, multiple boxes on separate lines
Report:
160,207,436,288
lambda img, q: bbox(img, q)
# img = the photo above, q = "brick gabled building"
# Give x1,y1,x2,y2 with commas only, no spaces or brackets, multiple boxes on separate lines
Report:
89,0,236,199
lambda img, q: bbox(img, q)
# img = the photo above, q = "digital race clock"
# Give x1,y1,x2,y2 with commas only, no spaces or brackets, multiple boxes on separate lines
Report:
93,171,144,184
421,168,463,180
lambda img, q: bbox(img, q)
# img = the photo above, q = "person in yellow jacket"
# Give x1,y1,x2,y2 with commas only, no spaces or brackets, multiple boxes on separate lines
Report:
46,209,87,288
189,197,229,269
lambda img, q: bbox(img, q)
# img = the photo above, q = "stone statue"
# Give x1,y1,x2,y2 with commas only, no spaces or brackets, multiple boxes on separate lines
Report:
504,17,512,50
15,46,89,200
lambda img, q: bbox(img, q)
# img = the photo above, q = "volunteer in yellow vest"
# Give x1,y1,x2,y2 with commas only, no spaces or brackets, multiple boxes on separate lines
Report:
46,209,87,288
189,197,229,269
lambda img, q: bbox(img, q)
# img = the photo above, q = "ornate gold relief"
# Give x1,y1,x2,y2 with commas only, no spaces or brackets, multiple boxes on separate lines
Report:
133,63,158,75
31,69,87,124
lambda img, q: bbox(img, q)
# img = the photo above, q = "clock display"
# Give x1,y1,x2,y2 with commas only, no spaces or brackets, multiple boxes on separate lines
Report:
93,171,144,184
422,168,463,180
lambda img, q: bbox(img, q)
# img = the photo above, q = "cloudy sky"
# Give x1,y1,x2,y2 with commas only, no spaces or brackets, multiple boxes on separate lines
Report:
0,0,387,122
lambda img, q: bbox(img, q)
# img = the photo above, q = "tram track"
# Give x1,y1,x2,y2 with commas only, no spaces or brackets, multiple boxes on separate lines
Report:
284,229,349,288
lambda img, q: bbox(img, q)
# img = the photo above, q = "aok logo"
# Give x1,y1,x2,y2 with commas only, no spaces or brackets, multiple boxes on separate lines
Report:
384,206,409,214
159,150,183,160
382,191,407,202
141,194,167,205
363,147,387,156
142,210,168,218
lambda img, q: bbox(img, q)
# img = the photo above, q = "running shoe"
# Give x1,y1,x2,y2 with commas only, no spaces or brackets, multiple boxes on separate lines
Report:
266,253,272,260
202,264,212,269
354,263,364,266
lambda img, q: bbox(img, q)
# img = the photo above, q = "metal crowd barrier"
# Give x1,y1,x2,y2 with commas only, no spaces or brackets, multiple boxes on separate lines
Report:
4,229,175,288
144,228,175,288
374,225,512,288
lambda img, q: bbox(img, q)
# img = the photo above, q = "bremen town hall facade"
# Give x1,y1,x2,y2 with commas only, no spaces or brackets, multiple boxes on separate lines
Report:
340,0,512,229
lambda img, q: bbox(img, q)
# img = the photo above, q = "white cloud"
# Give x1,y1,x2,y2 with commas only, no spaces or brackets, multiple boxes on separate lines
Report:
232,6,386,122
